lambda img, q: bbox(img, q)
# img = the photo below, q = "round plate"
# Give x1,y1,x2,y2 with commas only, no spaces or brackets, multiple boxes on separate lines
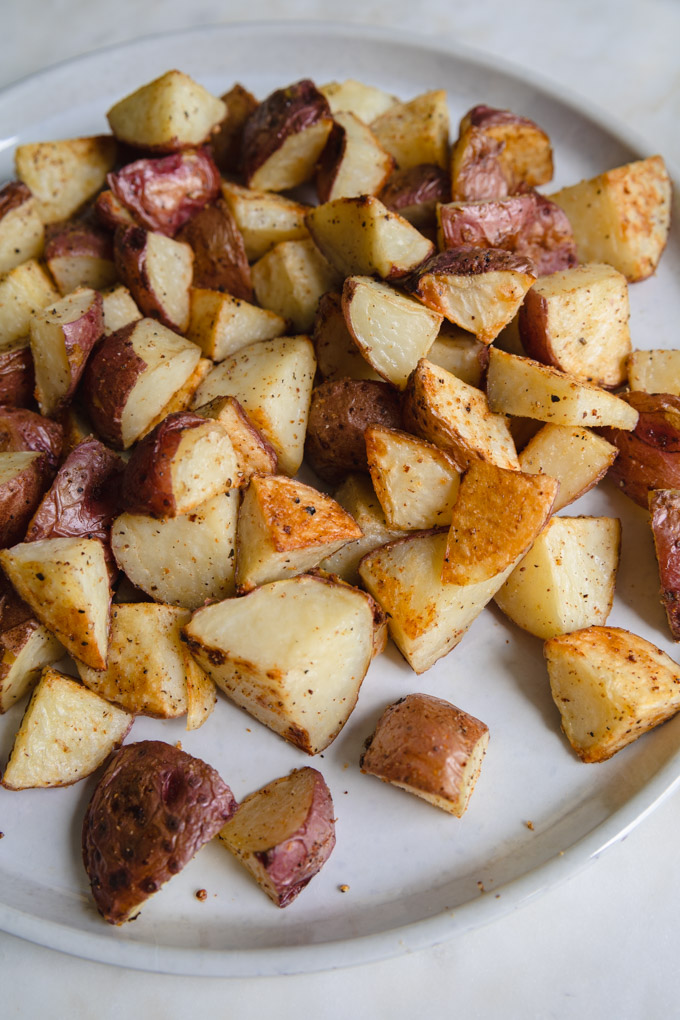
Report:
0,21,678,979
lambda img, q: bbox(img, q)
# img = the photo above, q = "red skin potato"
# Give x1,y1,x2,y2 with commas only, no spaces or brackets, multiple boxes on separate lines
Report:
113,225,191,332
82,740,238,925
25,437,124,545
648,489,680,639
0,345,35,409
241,79,331,186
0,453,52,548
600,393,680,507
0,181,32,217
0,407,63,470
211,83,259,176
439,192,577,276
80,322,148,449
44,220,116,286
120,411,207,518
107,147,221,236
41,290,104,416
95,189,137,231
380,163,450,234
176,198,253,301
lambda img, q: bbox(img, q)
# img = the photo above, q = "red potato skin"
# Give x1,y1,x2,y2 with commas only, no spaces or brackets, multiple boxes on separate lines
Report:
600,393,680,507
257,769,336,908
404,245,536,297
648,489,680,639
113,225,191,331
0,181,33,219
45,220,115,265
121,411,208,518
82,740,238,925
0,346,35,409
107,147,221,236
95,189,137,231
53,291,105,412
439,193,577,276
241,79,331,186
80,322,148,449
380,163,450,235
0,453,52,548
0,407,63,470
176,198,253,301
211,83,259,176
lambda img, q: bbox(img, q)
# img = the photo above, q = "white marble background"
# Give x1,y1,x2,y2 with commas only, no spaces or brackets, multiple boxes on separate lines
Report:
2,2,680,1017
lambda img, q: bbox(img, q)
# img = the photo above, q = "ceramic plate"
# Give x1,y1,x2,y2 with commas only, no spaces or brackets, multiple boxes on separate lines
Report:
0,21,678,978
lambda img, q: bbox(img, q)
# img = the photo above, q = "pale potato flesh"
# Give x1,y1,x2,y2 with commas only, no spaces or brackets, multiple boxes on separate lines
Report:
15,136,117,223
194,395,278,482
170,422,239,514
187,288,286,362
626,349,680,395
427,331,485,387
251,238,341,332
144,232,194,333
30,286,102,416
0,621,64,714
221,180,310,261
249,119,333,192
495,516,621,639
518,424,618,511
371,90,449,170
107,70,226,150
414,266,535,344
321,111,395,200
0,259,59,351
101,285,141,335
320,79,397,122
313,292,381,382
0,194,44,275
320,473,403,585
2,668,131,790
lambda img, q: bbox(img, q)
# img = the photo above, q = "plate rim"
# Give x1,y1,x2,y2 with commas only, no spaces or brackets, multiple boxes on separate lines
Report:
0,18,678,977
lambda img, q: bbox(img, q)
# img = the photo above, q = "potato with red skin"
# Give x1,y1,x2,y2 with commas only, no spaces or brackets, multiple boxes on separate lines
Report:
176,198,253,301
648,489,680,640
438,192,577,276
0,574,64,713
44,220,116,295
380,163,450,233
0,451,52,548
218,767,335,908
0,407,63,470
82,740,238,925
211,83,259,174
304,378,403,484
121,411,237,518
95,189,136,231
0,343,35,409
107,147,221,237
0,181,44,275
113,225,193,333
600,393,680,507
242,79,334,191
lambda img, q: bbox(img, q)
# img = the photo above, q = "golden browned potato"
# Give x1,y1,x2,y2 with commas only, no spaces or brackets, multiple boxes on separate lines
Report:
360,692,489,816
370,90,449,171
0,575,64,713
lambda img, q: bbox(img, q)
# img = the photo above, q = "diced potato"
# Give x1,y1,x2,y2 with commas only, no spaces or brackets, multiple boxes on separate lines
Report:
320,473,404,585
342,275,442,389
0,575,64,713
194,395,278,482
486,348,640,429
106,70,226,151
317,112,395,202
550,156,671,282
184,574,375,754
0,259,60,352
545,626,680,762
313,291,381,382
626,350,680,395
251,238,341,332
320,79,397,122
427,328,486,387
403,358,519,471
221,180,310,261
187,288,286,362
365,425,461,530
0,183,44,275
2,668,131,789
101,285,142,336
518,423,618,511
371,90,449,171
193,335,316,476
236,473,362,591
495,516,621,639
15,136,117,223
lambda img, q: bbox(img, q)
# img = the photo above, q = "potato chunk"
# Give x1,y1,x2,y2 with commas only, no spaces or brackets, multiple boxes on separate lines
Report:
518,424,618,511
251,238,341,332
15,136,117,223
0,183,44,275
2,668,131,789
218,767,335,907
545,627,680,762
370,90,449,171
626,350,680,396
184,574,374,754
221,180,310,261
550,156,671,282
187,289,286,362
316,111,395,202
360,693,489,816
0,259,60,351
495,516,620,639
0,575,64,713
319,474,403,585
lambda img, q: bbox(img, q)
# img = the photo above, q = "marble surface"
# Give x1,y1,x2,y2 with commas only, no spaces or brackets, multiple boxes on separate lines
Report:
1,2,679,1017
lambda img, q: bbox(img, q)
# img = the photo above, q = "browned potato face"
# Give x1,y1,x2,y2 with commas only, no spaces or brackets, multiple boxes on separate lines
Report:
0,451,52,548
176,198,253,301
0,342,35,409
121,411,237,518
304,378,403,484
451,104,553,201
108,147,220,236
82,740,237,924
0,407,63,469
438,192,577,276
380,163,450,234
211,83,259,174
113,226,194,333
0,575,64,713
218,767,336,908
0,182,44,275
649,489,680,640
601,393,680,507
242,79,333,191
361,693,489,816
45,220,117,295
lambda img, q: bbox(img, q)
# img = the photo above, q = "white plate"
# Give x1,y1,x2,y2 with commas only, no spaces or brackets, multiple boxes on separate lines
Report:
0,21,678,979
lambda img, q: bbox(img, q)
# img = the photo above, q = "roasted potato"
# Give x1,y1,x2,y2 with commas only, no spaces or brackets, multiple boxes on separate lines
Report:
600,393,680,507
177,198,252,301
649,489,680,640
0,182,44,275
0,575,64,713
0,451,52,548
15,136,117,223
113,226,194,333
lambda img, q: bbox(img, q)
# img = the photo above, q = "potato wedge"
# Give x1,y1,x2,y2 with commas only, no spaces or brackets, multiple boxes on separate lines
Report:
550,156,672,282
402,358,519,471
495,516,621,639
486,348,639,429
101,285,141,336
82,740,237,924
312,291,381,382
193,395,278,483
15,136,117,223
236,474,362,592
626,350,680,396
0,575,64,713
2,668,131,790
184,574,374,754
426,329,487,388
342,275,442,389
193,335,315,476
114,226,194,333
0,536,110,668
360,693,489,816
365,425,461,530
218,767,335,907
545,627,680,762
187,288,286,363
0,259,60,351
251,237,341,332
221,180,310,262
371,90,449,171
316,111,395,202
111,491,238,610
319,473,403,585
518,423,618,511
